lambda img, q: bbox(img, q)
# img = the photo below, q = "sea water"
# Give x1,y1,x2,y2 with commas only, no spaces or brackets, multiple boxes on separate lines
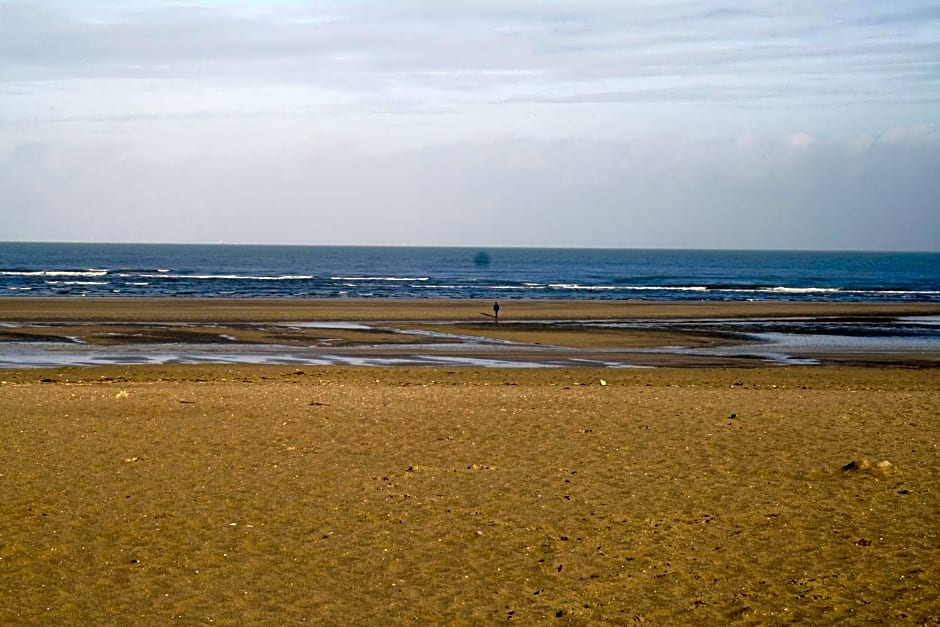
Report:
1,243,938,302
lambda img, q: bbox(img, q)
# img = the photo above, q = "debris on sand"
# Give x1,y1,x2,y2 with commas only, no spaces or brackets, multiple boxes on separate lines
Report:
840,459,895,475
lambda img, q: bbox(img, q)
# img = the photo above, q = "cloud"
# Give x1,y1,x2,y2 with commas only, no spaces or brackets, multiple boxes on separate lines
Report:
2,126,937,250
1,2,937,250
787,132,817,148
1,0,938,109
878,123,938,144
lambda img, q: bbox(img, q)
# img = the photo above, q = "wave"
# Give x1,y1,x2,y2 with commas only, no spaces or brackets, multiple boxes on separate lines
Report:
1,269,108,277
549,284,619,291
752,287,843,294
331,276,429,282
139,274,315,281
621,286,709,292
613,284,940,296
726,286,940,296
44,281,109,286
115,270,173,277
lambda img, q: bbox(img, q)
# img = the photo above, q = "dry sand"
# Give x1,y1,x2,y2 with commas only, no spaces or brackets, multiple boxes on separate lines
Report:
1,299,939,623
2,365,938,624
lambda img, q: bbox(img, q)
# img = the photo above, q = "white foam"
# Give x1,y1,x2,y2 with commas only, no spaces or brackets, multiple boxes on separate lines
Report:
622,286,708,292
330,276,429,282
549,284,619,291
1,270,108,277
139,274,314,280
759,287,842,294
716,287,940,296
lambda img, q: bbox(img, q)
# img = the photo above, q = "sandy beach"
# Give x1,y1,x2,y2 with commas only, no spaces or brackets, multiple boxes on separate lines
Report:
2,299,939,623
2,298,940,368
4,296,940,323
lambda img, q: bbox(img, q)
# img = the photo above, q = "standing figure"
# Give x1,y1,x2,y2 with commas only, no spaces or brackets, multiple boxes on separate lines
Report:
493,301,500,323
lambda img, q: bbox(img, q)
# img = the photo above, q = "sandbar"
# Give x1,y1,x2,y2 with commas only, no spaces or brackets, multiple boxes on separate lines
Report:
2,298,940,368
3,296,939,322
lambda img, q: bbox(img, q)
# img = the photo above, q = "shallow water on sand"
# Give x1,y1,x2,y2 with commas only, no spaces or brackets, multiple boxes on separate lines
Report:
2,316,938,368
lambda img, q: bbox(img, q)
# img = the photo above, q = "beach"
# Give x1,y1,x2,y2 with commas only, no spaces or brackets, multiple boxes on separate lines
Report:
3,298,940,368
2,299,939,623
4,296,940,323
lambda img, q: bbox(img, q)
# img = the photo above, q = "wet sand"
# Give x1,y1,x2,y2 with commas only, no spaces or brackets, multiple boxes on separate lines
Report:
3,296,939,323
2,298,940,368
1,299,939,623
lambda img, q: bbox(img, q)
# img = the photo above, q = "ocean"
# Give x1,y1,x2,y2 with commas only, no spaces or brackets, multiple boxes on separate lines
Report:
1,242,938,302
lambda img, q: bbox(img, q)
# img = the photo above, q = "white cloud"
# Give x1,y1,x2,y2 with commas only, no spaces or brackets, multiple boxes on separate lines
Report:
787,132,817,148
878,123,938,144
734,132,761,148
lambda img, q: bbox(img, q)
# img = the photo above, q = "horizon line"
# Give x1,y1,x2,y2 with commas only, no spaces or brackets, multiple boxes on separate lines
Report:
1,241,938,255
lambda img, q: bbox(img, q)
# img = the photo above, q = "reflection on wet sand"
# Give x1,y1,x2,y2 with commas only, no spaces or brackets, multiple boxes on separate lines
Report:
2,313,939,368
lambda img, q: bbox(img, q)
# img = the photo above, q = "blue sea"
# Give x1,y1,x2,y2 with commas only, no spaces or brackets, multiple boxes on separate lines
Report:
1,242,938,302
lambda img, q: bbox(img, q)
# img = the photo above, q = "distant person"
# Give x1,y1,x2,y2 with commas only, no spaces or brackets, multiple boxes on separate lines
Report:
493,301,500,323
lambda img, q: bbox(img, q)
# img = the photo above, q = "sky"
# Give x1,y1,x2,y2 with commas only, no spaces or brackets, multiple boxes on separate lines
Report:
1,0,939,250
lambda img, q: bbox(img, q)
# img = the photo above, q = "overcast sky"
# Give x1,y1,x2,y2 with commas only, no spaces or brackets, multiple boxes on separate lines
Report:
1,0,938,250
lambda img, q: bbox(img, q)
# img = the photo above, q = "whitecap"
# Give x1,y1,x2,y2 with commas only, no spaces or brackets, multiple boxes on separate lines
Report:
549,284,619,291
140,273,314,281
331,276,429,282
1,269,108,277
